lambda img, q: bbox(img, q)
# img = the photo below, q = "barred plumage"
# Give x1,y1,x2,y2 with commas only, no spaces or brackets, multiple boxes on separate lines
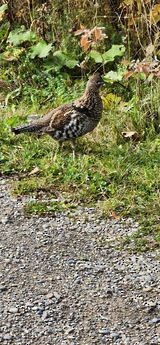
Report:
11,73,104,148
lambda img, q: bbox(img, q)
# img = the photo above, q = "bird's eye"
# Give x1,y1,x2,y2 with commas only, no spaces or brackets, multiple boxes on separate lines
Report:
97,80,104,85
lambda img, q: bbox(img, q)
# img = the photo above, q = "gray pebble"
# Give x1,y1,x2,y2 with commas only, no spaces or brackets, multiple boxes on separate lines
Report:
41,310,49,320
150,317,160,324
3,334,13,340
9,307,18,313
53,291,61,300
98,328,110,335
0,285,7,292
1,216,9,224
111,332,120,339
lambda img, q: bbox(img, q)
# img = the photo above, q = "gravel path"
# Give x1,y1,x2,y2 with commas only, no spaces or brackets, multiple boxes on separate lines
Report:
0,178,160,345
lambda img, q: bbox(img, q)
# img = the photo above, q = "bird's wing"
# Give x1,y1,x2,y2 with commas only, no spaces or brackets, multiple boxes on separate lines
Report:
43,103,74,133
27,103,71,128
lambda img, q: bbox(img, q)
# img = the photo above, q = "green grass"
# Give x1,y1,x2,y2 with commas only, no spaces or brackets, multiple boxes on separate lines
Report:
0,83,160,251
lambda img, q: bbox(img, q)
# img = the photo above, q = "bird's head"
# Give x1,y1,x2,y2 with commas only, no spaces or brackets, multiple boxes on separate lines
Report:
86,73,104,92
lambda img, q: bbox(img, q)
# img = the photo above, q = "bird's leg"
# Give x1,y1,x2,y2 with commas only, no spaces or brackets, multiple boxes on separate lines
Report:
70,139,76,160
52,141,63,162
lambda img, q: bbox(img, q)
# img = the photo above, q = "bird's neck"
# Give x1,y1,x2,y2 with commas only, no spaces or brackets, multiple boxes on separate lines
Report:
84,87,99,97
84,89,101,103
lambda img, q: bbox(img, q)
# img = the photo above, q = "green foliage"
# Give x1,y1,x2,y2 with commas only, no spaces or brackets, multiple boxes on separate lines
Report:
88,45,125,64
29,42,52,59
103,44,125,62
104,69,124,83
52,51,78,69
25,200,76,215
7,28,37,46
0,4,8,12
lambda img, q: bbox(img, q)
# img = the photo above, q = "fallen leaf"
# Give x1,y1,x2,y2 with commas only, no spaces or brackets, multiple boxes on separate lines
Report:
92,27,106,41
124,70,134,79
28,167,40,175
146,43,154,57
110,211,120,220
80,35,91,51
74,25,87,36
122,131,138,141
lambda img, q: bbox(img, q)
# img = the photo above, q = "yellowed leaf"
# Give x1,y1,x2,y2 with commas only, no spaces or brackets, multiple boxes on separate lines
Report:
102,93,121,109
0,11,5,21
150,4,160,24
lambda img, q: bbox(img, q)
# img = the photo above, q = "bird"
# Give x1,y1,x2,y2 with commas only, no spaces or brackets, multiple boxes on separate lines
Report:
11,73,104,155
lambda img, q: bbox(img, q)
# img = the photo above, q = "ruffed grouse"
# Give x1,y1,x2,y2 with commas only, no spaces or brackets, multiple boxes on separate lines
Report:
11,73,104,152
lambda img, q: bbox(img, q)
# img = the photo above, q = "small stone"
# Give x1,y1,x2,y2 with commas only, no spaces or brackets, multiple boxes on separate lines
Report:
0,285,7,292
106,289,113,296
37,306,45,316
53,291,61,300
3,334,12,340
42,310,49,320
9,307,18,313
146,302,157,312
1,216,9,225
47,327,54,334
111,332,120,339
143,286,153,292
68,258,76,265
65,327,74,335
95,265,105,272
150,317,160,324
25,302,33,308
46,292,54,299
74,276,82,284
98,328,110,335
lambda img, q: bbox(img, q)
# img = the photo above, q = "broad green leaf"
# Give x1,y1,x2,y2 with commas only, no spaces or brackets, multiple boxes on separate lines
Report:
0,4,8,12
89,50,103,63
53,50,66,66
30,42,52,58
65,58,78,68
103,45,125,63
8,29,36,46
104,70,124,83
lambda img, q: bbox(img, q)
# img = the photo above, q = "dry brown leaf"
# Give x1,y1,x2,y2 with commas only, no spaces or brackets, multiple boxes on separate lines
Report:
92,27,103,41
80,35,91,51
121,59,130,66
28,167,40,176
74,25,87,36
146,43,154,57
124,70,134,79
110,211,120,221
122,131,138,140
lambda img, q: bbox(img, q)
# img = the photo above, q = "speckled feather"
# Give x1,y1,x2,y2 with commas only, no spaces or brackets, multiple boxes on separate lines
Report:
11,73,104,142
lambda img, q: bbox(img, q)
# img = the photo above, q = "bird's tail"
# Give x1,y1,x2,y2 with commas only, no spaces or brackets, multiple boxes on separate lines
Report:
11,123,44,135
